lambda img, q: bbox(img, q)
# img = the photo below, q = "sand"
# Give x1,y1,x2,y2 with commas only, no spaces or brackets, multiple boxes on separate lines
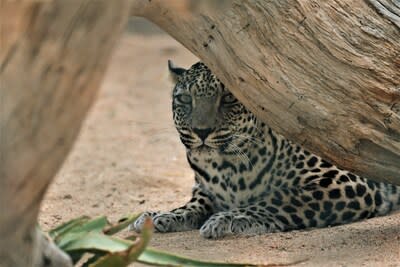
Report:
39,22,400,267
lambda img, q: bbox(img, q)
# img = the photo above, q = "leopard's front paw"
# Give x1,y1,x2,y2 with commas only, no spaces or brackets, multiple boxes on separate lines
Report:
129,211,158,232
199,212,233,239
199,212,268,238
129,211,186,233
230,215,266,235
152,212,184,233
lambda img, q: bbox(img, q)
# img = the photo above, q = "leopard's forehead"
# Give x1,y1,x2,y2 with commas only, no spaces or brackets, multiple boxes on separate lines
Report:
176,62,225,97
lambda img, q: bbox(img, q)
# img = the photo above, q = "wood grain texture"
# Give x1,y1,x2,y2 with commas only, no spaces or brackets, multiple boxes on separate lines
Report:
0,1,129,266
131,0,400,185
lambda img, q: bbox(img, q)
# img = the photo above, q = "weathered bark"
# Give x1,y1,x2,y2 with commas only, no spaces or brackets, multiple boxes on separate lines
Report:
0,1,130,266
130,0,400,185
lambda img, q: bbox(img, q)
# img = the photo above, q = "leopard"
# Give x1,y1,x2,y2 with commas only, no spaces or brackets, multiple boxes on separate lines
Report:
130,61,400,239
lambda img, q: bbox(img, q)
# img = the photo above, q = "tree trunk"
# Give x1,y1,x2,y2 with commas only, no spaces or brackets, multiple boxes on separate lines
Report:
130,0,400,185
0,1,130,266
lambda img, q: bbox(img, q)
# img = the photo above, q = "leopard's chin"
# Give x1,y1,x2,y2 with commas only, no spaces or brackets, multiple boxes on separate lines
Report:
189,144,232,157
191,144,214,152
187,144,223,157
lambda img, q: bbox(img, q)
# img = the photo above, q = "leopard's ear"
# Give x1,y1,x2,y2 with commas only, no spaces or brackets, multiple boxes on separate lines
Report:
168,60,186,83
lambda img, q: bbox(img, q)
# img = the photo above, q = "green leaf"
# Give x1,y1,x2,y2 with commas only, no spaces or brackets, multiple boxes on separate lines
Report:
138,248,258,267
86,244,138,267
52,216,109,247
103,214,140,235
70,216,109,233
54,216,113,251
89,255,126,267
59,232,133,253
68,250,100,265
88,218,153,267
81,253,105,267
50,215,274,267
127,217,153,261
49,216,90,240
50,215,142,265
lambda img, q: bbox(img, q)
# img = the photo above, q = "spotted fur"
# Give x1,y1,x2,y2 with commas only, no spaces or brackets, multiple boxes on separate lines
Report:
130,61,400,239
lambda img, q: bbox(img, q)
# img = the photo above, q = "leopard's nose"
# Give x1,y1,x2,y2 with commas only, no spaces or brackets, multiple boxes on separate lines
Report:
193,128,213,141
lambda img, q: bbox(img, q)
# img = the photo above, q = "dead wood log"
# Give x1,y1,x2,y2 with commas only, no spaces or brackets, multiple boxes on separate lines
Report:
0,1,130,266
130,0,400,185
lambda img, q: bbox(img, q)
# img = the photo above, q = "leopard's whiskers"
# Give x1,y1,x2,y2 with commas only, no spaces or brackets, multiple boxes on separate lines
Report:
232,134,264,146
227,142,254,170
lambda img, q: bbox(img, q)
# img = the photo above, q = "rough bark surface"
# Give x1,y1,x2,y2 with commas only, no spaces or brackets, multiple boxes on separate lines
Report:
131,0,400,185
0,1,130,266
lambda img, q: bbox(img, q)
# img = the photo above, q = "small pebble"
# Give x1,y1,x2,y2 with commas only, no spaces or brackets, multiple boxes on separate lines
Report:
63,194,72,199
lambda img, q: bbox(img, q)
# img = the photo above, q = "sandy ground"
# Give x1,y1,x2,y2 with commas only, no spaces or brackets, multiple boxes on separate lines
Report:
39,22,400,267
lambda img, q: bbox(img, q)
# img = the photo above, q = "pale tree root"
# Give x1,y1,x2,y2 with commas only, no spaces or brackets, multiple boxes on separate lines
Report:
34,229,72,267
0,228,71,267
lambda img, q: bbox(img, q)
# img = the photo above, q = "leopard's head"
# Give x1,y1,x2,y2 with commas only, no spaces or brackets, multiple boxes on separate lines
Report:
169,61,259,155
